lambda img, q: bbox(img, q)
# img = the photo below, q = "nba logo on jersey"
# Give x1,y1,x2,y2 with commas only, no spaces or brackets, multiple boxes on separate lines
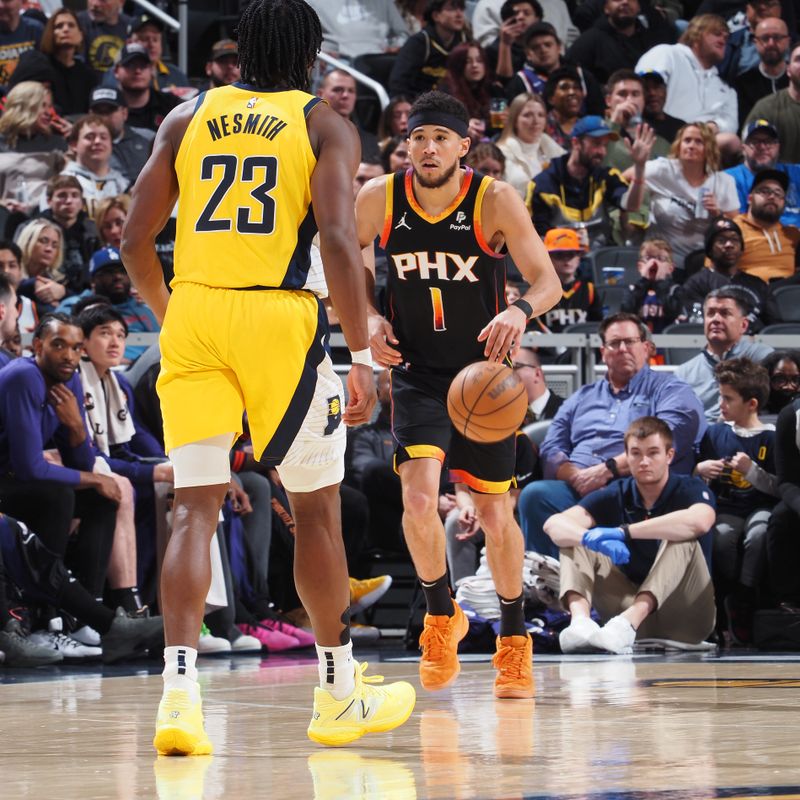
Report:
247,97,257,109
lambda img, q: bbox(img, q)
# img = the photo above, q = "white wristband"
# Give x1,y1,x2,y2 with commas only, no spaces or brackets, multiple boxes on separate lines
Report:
350,348,373,368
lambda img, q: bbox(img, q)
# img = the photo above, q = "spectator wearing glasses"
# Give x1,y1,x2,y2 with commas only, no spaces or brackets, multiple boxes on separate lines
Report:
676,287,773,423
719,0,785,82
726,120,800,228
517,312,706,557
734,18,790,128
734,169,800,282
762,350,800,414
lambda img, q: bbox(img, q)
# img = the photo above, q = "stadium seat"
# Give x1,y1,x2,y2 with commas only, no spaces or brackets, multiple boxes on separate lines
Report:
759,323,800,335
772,285,800,323
586,246,639,286
660,322,705,366
522,419,551,447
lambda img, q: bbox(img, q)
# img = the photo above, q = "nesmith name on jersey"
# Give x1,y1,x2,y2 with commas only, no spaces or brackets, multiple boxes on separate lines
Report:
206,112,288,142
391,252,479,281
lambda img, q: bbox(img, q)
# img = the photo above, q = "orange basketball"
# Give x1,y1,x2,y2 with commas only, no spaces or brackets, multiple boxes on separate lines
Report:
447,361,529,443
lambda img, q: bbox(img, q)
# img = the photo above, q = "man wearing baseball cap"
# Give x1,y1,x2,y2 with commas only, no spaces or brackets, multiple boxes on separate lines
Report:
205,39,240,89
528,114,654,249
89,87,151,185
128,14,191,95
113,42,180,132
679,216,779,332
638,69,684,142
725,120,800,227
532,228,601,334
734,168,800,282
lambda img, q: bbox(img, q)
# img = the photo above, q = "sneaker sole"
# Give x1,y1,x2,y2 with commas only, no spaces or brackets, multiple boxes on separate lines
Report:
153,727,213,756
307,697,416,747
494,683,535,699
419,609,469,692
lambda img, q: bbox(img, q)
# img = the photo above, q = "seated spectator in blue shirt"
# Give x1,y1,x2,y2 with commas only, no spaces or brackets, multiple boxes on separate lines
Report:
58,246,159,362
695,358,778,644
0,2,43,87
725,120,800,228
0,313,120,604
675,287,774,423
544,416,717,654
517,312,706,558
0,272,18,369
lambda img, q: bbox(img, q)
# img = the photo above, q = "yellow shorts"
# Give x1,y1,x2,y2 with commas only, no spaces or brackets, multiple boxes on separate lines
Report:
157,282,345,469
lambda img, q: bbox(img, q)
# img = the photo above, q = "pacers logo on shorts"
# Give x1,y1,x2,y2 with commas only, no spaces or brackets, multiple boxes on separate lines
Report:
324,396,342,436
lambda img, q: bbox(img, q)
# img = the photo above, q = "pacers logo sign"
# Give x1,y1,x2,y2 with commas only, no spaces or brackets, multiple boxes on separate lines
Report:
324,396,342,436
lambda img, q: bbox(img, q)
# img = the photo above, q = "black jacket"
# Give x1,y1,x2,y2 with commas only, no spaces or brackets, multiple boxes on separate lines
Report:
389,25,468,98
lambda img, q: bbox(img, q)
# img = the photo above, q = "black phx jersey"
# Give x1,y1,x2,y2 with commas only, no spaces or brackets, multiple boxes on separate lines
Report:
379,167,506,374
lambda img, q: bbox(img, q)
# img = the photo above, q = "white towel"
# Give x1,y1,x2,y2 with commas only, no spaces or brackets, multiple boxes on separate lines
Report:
79,359,136,455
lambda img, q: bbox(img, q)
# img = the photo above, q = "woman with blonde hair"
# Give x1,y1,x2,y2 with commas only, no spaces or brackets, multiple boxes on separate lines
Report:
94,195,131,250
496,93,564,198
14,218,68,314
0,82,69,154
626,121,739,266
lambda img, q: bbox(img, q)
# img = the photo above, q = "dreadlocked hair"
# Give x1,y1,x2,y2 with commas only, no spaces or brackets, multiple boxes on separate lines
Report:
235,0,322,91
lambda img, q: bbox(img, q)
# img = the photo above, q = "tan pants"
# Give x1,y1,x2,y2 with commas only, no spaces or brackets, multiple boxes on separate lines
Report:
559,541,716,643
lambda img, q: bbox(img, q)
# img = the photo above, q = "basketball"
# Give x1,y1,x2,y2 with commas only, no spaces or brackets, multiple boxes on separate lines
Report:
447,361,529,443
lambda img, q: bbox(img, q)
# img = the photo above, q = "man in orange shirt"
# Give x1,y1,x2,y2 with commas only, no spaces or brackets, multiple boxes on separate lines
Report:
735,169,800,282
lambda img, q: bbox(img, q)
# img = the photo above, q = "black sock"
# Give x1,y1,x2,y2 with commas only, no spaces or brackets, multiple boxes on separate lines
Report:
56,580,115,635
107,587,143,614
498,593,526,637
420,573,453,617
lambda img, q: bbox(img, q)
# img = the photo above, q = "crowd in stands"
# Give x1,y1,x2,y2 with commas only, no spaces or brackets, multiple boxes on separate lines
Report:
3,0,800,666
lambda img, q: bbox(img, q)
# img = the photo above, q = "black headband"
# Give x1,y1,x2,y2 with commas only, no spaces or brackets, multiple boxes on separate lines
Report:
407,111,469,139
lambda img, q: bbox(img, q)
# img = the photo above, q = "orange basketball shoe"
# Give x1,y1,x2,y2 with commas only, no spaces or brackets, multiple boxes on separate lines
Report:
418,600,469,691
492,634,534,699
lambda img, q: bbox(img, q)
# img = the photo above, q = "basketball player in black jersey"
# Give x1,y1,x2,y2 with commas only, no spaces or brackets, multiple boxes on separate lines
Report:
356,91,561,698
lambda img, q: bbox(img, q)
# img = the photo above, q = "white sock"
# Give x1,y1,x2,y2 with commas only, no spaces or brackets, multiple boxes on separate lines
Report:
316,641,355,700
163,645,200,701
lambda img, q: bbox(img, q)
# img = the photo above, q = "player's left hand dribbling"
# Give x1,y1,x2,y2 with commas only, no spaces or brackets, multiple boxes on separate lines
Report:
344,364,377,426
477,306,527,362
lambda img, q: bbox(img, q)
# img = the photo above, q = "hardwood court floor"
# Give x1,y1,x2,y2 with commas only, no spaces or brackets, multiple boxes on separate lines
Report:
2,647,800,800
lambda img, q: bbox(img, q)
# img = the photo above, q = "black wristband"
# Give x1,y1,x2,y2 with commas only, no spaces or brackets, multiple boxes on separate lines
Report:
620,523,632,542
512,298,533,319
605,457,620,479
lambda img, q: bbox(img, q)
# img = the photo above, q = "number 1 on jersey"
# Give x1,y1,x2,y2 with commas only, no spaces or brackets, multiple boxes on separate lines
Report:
430,287,446,332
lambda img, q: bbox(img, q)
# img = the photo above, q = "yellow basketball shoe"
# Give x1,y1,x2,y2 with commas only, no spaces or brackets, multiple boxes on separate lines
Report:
418,600,469,691
307,661,416,747
153,689,213,756
492,634,534,699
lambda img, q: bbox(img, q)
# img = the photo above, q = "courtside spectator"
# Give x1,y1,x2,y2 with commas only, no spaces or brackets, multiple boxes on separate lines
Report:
676,287,773,423
0,272,18,369
0,0,43,86
389,0,469,98
113,43,179,133
565,0,674,86
62,114,129,216
621,238,682,333
78,0,131,78
719,0,783,81
636,15,739,135
529,115,652,248
734,169,800,282
680,216,778,332
205,39,240,90
496,92,564,198
735,18,790,128
14,217,68,315
546,416,716,654
0,239,36,336
485,0,542,79
472,0,578,49
126,14,190,95
726,120,800,227
638,69,684,143
745,42,800,163
762,350,800,414
89,88,151,185
316,69,379,160
519,313,706,557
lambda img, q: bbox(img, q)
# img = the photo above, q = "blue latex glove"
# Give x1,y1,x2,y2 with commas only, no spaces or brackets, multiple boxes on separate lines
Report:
582,526,626,547
582,528,631,565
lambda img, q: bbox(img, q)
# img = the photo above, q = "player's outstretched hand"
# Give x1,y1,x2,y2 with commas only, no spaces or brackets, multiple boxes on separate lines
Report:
344,364,377,426
368,313,402,367
477,305,527,363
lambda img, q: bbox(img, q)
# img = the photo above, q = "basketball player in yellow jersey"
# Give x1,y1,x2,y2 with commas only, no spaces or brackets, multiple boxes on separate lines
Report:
122,0,415,754
356,91,561,699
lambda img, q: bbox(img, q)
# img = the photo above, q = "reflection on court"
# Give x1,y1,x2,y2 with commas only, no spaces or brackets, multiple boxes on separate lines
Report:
1,651,800,799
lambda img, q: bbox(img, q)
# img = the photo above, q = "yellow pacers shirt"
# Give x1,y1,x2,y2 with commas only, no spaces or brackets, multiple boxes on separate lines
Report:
173,83,320,289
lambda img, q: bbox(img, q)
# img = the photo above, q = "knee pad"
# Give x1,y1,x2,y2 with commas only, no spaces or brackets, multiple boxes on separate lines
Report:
170,433,235,489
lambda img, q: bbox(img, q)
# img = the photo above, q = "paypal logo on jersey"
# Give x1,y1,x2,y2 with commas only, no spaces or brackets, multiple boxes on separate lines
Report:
391,252,479,281
450,210,471,231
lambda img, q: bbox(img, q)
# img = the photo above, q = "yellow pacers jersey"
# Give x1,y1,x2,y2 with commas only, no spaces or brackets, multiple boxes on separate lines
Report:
173,83,321,289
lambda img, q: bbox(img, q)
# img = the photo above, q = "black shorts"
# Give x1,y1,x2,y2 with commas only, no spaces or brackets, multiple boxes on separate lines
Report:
389,368,516,494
